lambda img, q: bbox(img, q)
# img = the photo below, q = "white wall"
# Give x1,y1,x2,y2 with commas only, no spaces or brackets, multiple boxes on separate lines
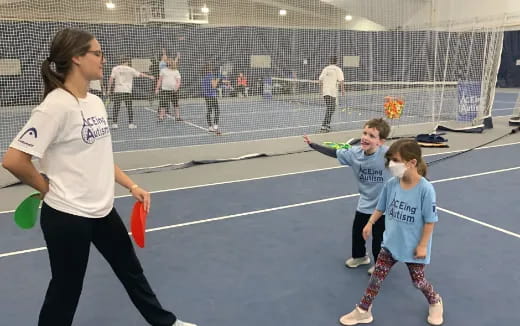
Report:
407,0,520,28
434,0,520,22
325,0,520,29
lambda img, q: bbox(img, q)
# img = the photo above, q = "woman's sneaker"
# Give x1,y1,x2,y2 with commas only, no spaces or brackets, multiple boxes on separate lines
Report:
427,297,443,325
339,305,373,325
345,256,371,268
172,319,197,326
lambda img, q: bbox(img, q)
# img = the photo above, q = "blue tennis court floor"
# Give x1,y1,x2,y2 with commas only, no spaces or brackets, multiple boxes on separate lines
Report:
0,141,519,325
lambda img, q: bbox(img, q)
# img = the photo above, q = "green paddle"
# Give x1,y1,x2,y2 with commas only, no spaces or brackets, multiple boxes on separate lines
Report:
14,191,41,229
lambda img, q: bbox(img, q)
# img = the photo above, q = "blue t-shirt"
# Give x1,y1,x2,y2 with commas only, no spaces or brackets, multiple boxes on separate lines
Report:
202,73,217,97
336,146,390,214
376,177,438,264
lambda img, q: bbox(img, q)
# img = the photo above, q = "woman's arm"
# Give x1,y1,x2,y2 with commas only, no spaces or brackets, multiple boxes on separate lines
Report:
2,148,49,197
114,164,151,212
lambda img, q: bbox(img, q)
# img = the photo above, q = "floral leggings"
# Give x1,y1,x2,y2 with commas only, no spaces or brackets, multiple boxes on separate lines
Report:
359,248,440,311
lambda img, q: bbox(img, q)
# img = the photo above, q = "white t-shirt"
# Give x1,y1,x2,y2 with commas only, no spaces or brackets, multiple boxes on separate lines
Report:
160,68,181,91
319,64,344,98
110,65,141,93
89,80,102,91
10,88,115,218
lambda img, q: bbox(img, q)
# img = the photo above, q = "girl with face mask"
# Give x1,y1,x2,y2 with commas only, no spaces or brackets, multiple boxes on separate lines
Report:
339,139,443,326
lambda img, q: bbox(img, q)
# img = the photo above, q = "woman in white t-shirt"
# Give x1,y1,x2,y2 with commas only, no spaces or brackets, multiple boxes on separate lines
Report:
155,59,182,121
1,29,196,326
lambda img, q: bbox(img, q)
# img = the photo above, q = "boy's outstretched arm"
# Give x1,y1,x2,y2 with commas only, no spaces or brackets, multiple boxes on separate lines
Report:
303,135,337,158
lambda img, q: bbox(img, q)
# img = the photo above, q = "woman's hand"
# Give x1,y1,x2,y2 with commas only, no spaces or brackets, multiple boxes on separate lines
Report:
131,186,151,213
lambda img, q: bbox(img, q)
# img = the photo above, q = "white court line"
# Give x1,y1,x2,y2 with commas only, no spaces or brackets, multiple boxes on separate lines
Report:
437,207,520,239
110,119,372,143
145,194,360,233
1,164,519,259
430,166,520,184
139,106,208,132
183,120,208,131
2,140,520,215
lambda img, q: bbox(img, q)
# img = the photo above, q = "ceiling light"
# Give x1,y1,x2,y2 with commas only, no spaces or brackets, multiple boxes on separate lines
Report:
279,9,287,16
106,1,115,9
345,15,353,21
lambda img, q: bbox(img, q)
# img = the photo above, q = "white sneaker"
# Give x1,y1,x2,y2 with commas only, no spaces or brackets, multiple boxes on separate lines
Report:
208,126,215,132
172,320,197,326
339,305,373,325
368,265,375,275
128,123,137,129
345,256,371,268
427,297,443,325
111,123,118,129
320,125,331,133
213,124,218,130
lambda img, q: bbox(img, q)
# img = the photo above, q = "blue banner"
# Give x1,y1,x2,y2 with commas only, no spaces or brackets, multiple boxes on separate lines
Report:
457,82,481,121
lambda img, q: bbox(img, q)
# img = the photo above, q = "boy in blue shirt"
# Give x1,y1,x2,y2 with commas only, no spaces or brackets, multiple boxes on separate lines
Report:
304,118,391,274
339,139,443,326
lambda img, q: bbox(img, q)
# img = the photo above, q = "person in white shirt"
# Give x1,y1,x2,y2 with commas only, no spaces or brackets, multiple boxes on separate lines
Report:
155,59,182,121
1,28,196,326
107,57,155,129
319,56,345,132
89,79,103,98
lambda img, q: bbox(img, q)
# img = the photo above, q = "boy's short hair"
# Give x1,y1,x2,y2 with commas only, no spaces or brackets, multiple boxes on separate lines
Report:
364,118,390,140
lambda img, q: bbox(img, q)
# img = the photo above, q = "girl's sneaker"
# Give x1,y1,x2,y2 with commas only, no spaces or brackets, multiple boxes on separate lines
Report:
339,305,373,325
427,297,443,325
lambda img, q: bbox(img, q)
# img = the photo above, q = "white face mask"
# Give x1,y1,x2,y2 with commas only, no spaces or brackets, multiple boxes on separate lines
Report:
388,161,407,178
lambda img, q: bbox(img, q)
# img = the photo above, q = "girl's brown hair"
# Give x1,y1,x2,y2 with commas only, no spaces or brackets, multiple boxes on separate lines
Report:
41,28,94,98
385,139,427,177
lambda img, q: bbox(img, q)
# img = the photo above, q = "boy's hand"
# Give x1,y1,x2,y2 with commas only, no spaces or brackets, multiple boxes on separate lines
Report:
362,223,373,240
303,135,311,144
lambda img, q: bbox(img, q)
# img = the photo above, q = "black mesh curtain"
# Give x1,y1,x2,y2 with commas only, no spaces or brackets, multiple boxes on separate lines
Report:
498,31,520,87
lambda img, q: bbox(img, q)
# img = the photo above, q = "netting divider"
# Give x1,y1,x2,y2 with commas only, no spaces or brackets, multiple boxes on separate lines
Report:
431,28,439,130
435,22,453,130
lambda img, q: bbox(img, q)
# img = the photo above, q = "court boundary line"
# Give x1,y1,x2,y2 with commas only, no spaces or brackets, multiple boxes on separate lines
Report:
437,207,520,239
1,141,520,215
110,118,376,143
140,106,208,132
111,121,436,152
1,164,519,259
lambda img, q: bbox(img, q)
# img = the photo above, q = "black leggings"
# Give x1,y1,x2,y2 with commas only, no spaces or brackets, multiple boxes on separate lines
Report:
204,96,219,126
322,95,336,127
112,92,133,124
351,211,385,260
38,203,176,326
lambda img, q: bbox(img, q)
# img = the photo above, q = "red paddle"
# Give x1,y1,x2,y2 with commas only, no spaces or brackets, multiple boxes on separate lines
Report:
130,201,147,248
